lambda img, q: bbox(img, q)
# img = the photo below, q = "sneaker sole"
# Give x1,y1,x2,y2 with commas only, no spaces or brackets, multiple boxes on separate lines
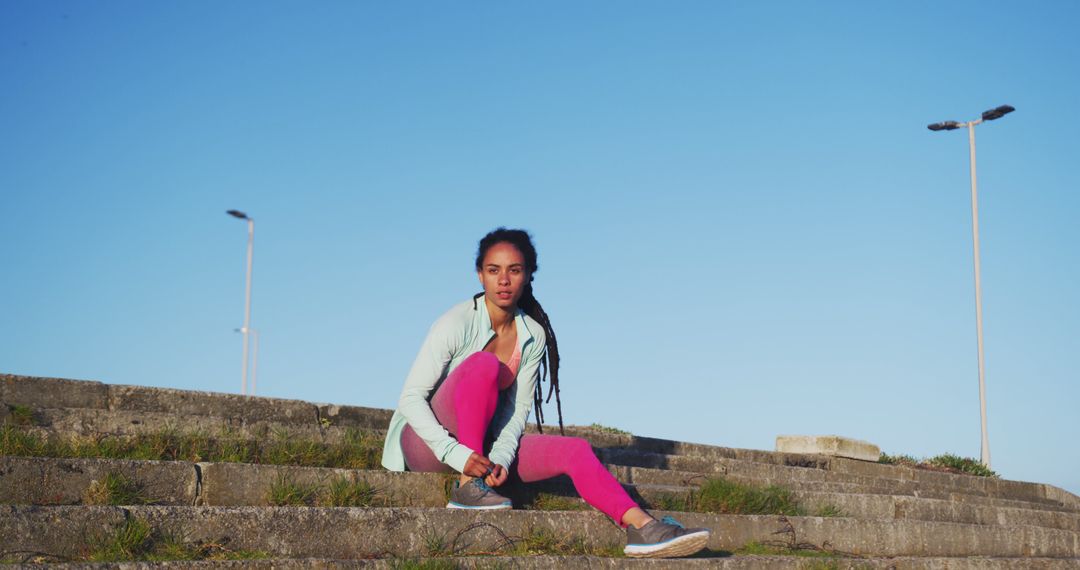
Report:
624,530,710,558
445,501,512,510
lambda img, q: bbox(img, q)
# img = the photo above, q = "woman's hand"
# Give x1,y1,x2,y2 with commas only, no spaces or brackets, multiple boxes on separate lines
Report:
463,452,495,479
484,464,508,487
463,452,509,487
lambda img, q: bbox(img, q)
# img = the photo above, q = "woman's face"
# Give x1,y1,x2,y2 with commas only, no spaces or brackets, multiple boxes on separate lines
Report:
477,241,529,311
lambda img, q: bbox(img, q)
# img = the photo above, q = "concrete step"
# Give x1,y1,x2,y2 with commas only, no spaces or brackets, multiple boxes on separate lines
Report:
616,464,1080,515
600,448,1075,511
14,405,1062,516
4,505,1079,559
12,405,1067,514
0,374,391,432
9,373,1077,512
5,455,1080,534
7,557,1080,569
14,406,377,445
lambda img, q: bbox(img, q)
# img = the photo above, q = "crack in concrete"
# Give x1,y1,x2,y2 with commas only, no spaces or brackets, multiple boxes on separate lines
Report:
192,463,203,506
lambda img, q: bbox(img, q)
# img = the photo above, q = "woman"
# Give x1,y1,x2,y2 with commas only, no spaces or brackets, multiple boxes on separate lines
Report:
381,228,711,558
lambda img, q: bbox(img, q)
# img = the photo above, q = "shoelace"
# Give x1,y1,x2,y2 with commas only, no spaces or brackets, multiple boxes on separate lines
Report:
659,515,685,528
474,479,495,494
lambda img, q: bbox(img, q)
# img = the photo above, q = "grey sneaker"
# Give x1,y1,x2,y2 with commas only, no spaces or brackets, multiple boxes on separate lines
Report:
446,479,512,510
624,515,711,558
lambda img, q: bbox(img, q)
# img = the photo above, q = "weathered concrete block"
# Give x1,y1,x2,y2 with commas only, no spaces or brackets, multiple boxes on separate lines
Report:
776,435,881,462
197,463,447,508
0,374,109,410
1046,484,1080,509
25,407,373,444
0,456,197,506
315,404,393,431
107,385,317,426
3,503,1080,560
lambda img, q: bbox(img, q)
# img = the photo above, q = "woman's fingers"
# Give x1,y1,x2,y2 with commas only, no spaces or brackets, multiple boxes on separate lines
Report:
485,464,508,487
464,452,494,478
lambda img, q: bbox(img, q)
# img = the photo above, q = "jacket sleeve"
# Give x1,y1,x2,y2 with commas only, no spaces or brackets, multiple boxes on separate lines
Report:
487,326,546,470
396,308,474,473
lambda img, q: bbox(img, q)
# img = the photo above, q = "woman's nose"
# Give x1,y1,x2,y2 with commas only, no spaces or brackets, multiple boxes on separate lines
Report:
498,272,510,285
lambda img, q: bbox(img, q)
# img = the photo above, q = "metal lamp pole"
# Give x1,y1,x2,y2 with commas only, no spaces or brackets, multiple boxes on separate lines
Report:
927,104,1014,468
250,328,259,395
227,210,255,396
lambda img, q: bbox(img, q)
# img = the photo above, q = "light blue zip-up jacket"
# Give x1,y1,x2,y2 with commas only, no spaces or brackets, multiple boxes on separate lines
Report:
381,297,547,473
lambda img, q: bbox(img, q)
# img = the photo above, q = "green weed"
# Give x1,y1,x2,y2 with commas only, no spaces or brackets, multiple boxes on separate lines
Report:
266,474,319,506
422,529,450,557
655,477,802,515
84,472,154,506
86,518,267,562
320,477,377,507
6,404,35,426
508,527,621,557
87,518,155,561
0,425,48,455
927,453,998,478
812,504,845,517
587,423,630,435
878,453,919,466
710,480,799,515
880,452,998,478
529,492,589,511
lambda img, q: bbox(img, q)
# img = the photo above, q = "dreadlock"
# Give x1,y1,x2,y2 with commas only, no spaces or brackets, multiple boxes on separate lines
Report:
472,228,563,435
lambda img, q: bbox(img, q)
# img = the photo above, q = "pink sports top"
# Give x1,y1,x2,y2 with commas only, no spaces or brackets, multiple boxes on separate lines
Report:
496,343,522,391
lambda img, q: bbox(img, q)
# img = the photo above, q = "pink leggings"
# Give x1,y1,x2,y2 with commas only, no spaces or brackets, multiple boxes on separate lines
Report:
401,351,638,525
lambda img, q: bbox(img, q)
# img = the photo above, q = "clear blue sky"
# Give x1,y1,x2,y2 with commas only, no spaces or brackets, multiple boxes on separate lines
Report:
2,2,1077,495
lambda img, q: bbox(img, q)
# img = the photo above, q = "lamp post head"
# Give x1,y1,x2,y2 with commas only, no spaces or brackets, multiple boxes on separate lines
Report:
226,210,249,220
928,121,963,132
981,105,1015,121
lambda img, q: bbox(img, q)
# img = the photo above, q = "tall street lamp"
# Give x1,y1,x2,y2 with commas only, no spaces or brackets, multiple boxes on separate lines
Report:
927,104,1015,468
233,327,259,396
227,209,255,396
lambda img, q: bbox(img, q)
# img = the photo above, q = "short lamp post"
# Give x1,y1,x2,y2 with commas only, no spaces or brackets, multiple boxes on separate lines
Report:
927,104,1015,469
227,209,255,396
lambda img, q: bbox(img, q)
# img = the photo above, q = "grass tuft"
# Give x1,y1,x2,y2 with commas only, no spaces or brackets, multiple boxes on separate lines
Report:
84,472,155,506
0,425,48,455
266,474,319,506
509,527,622,557
654,477,802,515
86,518,268,562
529,492,590,511
927,453,998,478
587,423,630,435
87,518,154,561
812,504,845,518
7,404,35,426
878,452,919,466
880,452,998,478
320,477,377,507
422,529,450,557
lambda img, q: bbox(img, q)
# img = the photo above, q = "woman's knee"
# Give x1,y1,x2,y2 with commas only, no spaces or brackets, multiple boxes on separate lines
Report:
561,436,598,463
458,352,500,384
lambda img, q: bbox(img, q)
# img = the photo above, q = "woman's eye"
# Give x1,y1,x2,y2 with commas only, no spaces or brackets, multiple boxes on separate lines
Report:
510,268,521,274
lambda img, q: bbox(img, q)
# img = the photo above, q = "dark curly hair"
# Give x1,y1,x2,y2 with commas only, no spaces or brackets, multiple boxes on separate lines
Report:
472,227,563,434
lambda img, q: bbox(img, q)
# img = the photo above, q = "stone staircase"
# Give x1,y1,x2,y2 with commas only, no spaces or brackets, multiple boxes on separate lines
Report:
2,373,1078,568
